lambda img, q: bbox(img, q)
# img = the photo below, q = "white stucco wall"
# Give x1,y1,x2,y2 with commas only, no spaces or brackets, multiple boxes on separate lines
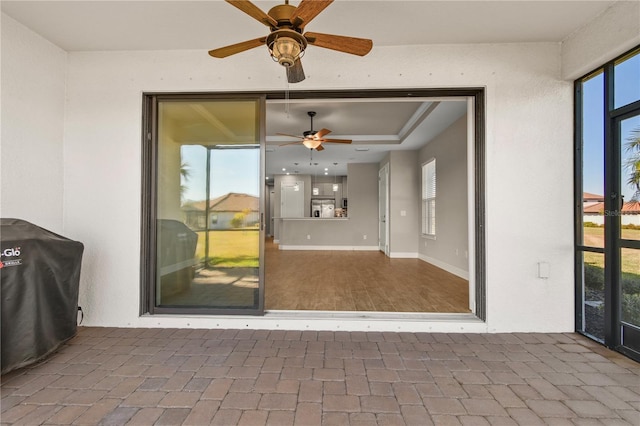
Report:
562,0,640,80
1,14,67,232
57,41,573,332
3,5,634,332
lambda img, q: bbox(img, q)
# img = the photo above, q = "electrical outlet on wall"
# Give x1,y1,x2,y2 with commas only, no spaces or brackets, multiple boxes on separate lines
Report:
538,262,550,279
307,234,311,240
363,235,367,240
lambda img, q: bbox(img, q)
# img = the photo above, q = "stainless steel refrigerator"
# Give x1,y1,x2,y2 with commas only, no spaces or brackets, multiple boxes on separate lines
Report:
311,199,335,218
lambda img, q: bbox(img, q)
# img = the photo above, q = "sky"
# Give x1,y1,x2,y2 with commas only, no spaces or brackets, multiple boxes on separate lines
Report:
582,51,640,201
180,145,260,202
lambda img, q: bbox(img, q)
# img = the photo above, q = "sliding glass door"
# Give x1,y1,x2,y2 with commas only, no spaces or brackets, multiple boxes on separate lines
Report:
617,112,640,355
143,95,265,314
576,46,640,360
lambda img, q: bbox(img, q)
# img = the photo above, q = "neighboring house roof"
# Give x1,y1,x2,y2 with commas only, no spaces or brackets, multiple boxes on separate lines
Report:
623,201,640,214
584,202,604,214
583,192,604,202
182,193,259,213
583,201,640,214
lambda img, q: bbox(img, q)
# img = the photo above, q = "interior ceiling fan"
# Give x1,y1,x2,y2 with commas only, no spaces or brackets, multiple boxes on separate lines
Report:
208,0,373,83
278,111,352,151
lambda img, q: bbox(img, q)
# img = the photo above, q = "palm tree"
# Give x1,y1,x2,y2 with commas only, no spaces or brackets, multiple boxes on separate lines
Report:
180,162,191,203
624,127,640,201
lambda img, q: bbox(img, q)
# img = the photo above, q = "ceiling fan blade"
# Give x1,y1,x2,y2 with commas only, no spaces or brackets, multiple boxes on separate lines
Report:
276,133,305,139
226,0,277,27
286,58,306,84
315,144,325,151
208,37,267,58
314,128,331,139
278,141,303,147
290,0,333,28
305,32,373,56
320,139,352,144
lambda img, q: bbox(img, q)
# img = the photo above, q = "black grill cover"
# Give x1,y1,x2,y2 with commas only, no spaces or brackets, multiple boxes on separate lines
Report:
1,219,84,374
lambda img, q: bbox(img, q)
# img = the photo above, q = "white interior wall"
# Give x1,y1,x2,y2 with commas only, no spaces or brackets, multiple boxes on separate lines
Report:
388,151,420,257
418,115,469,279
3,6,634,332
0,14,67,233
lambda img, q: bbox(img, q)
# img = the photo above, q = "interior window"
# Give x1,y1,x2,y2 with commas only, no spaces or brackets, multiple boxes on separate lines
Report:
422,159,436,236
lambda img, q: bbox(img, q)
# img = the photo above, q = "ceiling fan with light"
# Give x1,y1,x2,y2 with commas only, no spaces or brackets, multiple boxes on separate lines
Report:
208,0,373,83
278,111,352,151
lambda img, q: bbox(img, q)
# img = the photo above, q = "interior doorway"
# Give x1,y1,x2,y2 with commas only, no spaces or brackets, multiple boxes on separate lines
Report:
264,91,484,316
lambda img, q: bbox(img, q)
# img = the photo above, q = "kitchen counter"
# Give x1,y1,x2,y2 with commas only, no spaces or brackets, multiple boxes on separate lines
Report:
274,216,377,250
277,217,348,221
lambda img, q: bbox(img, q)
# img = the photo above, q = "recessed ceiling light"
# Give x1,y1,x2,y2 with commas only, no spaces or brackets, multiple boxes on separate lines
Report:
286,172,290,175
282,168,286,171
324,172,328,175
324,168,328,171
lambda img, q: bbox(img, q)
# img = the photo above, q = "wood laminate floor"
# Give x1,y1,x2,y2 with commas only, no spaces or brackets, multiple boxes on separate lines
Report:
265,239,470,312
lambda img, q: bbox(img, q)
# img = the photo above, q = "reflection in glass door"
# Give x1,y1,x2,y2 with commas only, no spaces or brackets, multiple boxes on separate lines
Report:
618,113,640,355
150,98,263,313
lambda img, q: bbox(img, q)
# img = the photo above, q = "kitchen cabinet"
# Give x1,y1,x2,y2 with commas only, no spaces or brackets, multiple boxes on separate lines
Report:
312,182,341,197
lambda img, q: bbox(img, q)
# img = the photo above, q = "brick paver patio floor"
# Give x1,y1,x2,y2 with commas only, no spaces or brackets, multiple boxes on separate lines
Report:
1,327,639,425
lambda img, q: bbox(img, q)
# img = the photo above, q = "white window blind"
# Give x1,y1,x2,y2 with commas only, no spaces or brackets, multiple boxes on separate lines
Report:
422,159,436,236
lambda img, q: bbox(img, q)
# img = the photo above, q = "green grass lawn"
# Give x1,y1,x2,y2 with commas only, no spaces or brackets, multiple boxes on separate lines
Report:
582,227,640,274
195,229,259,267
582,226,640,324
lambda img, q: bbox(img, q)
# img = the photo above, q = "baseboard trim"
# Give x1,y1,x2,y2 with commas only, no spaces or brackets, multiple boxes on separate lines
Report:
419,254,470,280
279,245,380,251
389,252,419,259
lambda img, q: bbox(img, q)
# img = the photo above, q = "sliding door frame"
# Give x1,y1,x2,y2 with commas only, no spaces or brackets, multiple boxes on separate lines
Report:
141,88,486,320
141,93,266,315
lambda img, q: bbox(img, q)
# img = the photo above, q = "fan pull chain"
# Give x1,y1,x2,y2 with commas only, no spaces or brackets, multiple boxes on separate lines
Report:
284,80,290,118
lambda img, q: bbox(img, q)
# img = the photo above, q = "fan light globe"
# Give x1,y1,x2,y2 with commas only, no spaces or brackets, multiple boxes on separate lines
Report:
302,139,322,150
270,36,302,67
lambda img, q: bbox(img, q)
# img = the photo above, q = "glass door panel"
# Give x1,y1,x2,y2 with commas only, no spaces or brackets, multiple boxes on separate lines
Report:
582,252,606,341
155,99,262,312
581,72,606,248
619,113,640,353
578,72,606,341
620,248,640,325
614,49,640,109
576,46,640,361
621,114,640,241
